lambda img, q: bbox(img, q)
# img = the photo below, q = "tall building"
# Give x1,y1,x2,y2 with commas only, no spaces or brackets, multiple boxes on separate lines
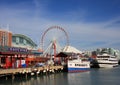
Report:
0,29,12,46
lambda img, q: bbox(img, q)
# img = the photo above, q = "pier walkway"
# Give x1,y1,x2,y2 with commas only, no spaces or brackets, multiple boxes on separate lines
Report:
0,65,63,78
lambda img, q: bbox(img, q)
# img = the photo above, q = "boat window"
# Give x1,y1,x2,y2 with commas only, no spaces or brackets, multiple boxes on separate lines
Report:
75,64,87,66
97,56,109,58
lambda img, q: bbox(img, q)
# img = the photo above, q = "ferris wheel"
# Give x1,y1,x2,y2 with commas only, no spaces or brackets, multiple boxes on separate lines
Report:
40,26,69,56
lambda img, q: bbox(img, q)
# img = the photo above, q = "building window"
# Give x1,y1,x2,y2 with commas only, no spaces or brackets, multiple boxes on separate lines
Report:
20,37,23,43
16,37,19,44
12,37,16,42
23,39,26,45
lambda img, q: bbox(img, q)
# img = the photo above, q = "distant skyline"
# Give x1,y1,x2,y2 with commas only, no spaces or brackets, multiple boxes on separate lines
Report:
0,0,120,50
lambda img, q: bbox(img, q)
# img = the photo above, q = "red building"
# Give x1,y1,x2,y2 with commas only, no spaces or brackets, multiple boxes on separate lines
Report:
0,29,12,47
0,46,33,68
0,29,45,69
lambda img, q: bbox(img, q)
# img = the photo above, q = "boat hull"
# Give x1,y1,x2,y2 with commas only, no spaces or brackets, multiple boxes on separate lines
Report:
68,67,90,72
67,60,90,73
98,64,118,68
98,61,118,68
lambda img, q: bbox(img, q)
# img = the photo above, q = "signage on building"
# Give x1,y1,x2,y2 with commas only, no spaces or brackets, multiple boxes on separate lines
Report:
8,47,28,52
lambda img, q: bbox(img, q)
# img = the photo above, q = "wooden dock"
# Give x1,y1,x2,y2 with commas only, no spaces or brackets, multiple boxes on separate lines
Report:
0,65,64,79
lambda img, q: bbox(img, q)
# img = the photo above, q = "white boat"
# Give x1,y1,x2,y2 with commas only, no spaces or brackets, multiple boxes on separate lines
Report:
67,58,90,72
97,53,118,68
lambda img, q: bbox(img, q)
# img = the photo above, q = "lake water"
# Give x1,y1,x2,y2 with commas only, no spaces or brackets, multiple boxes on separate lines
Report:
0,66,120,85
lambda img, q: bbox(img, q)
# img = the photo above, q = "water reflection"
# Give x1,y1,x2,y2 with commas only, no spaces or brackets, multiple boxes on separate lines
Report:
0,67,120,85
2,73,69,85
67,71,91,85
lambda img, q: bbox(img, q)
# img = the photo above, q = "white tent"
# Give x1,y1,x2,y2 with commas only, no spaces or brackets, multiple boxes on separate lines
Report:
62,46,82,54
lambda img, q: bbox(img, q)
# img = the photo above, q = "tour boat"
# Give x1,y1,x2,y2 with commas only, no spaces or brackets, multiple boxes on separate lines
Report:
67,58,90,72
97,53,118,68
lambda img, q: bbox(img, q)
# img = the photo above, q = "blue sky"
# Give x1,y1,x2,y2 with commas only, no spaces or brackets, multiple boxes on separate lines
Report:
0,0,120,50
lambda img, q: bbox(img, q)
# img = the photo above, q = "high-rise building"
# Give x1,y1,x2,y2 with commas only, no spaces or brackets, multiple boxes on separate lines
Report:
0,29,12,46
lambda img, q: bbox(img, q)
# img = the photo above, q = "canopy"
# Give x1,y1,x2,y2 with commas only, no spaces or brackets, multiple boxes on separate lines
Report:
62,46,82,54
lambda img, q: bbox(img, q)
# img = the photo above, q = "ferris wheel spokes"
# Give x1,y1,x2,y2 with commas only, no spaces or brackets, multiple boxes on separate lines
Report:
40,26,69,57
